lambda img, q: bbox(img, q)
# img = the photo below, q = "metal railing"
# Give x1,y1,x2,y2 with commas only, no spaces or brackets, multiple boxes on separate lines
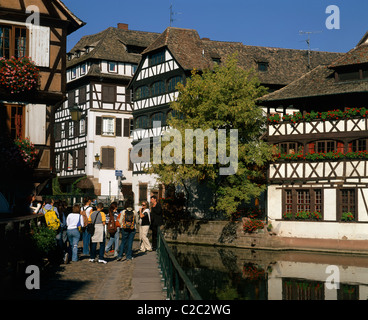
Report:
157,229,202,300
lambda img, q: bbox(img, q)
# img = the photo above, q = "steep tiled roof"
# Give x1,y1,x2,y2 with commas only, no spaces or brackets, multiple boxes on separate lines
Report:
259,39,368,104
328,43,368,68
67,27,160,68
141,27,343,87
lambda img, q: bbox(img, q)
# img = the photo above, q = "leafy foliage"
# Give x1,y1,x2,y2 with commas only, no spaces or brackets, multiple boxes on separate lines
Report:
149,54,273,216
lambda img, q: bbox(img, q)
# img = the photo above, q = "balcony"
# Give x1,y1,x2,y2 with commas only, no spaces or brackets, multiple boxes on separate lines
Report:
267,109,368,142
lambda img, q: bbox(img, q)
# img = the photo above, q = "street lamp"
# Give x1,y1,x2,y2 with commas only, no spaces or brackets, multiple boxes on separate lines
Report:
93,153,102,169
69,103,82,122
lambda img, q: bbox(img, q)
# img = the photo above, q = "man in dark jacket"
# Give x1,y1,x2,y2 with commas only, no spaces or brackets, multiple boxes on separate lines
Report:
150,195,163,250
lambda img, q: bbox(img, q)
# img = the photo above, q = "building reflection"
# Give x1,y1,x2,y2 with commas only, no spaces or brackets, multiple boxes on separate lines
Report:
169,244,368,300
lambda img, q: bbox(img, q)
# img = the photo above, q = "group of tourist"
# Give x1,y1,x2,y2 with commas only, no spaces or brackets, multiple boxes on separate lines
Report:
31,195,163,264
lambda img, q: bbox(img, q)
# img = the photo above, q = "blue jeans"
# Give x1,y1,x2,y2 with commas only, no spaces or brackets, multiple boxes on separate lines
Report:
106,227,120,255
118,229,136,260
82,229,91,255
90,235,106,260
67,228,80,261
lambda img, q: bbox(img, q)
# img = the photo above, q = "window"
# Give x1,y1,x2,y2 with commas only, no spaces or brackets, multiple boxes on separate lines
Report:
168,76,183,92
71,67,77,79
257,62,269,72
278,142,301,154
135,116,149,129
5,104,25,139
149,51,165,66
135,86,150,100
340,189,356,219
102,117,115,136
55,154,61,172
102,85,116,103
351,139,367,152
108,61,117,73
283,189,323,219
151,112,164,127
68,121,74,138
79,118,86,135
132,64,137,75
67,152,73,171
338,70,360,81
297,190,310,212
80,63,86,75
0,25,28,59
101,147,115,169
152,81,165,96
308,140,343,153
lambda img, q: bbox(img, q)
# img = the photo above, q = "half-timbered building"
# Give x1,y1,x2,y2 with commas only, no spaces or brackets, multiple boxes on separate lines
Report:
260,32,368,241
0,0,83,210
128,26,342,211
55,24,158,199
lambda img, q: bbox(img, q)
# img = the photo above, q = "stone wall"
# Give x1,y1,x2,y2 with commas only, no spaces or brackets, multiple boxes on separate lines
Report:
162,219,368,255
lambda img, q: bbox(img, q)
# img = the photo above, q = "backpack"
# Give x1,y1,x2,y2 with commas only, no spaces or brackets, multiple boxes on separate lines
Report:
122,209,135,230
44,207,60,231
80,206,91,227
107,214,117,235
87,211,99,235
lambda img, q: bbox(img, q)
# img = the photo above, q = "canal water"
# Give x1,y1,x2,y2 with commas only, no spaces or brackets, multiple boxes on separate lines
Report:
169,243,368,300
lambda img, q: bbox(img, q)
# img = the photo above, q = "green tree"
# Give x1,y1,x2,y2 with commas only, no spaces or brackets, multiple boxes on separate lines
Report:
149,54,273,216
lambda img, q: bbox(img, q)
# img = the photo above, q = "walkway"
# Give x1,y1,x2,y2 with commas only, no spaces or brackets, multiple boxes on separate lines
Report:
18,241,166,300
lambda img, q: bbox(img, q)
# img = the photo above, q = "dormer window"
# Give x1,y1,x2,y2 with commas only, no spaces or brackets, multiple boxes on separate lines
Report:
258,62,269,72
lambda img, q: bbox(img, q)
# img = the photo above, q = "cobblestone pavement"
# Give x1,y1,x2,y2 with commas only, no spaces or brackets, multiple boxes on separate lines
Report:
20,241,147,300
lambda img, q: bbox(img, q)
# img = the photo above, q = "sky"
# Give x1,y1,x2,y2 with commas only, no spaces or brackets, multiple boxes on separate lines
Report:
63,0,368,54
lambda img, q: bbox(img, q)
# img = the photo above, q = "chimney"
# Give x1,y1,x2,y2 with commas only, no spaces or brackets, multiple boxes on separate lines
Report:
117,23,129,30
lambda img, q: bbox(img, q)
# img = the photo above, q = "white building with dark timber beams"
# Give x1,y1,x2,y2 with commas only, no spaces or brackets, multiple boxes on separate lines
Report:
54,24,158,200
260,31,368,242
128,26,342,212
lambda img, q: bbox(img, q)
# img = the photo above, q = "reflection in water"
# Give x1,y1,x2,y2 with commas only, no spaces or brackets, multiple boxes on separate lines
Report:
169,243,368,300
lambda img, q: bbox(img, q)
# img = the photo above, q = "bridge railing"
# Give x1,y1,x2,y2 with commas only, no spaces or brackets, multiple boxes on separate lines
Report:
157,229,202,300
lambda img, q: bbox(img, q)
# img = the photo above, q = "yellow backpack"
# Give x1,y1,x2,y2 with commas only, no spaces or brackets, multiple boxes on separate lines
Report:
44,207,60,231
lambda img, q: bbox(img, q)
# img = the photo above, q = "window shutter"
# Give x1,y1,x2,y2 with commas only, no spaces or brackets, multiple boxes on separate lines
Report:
116,118,122,137
123,118,130,137
102,147,115,169
74,120,80,137
55,123,61,142
65,121,69,139
96,116,102,135
108,148,115,168
64,152,68,170
73,150,76,170
79,86,86,104
78,148,85,170
102,85,116,103
68,90,75,107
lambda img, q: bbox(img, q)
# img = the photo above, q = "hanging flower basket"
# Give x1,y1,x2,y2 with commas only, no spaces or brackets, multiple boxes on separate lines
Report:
14,138,38,167
0,56,39,94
